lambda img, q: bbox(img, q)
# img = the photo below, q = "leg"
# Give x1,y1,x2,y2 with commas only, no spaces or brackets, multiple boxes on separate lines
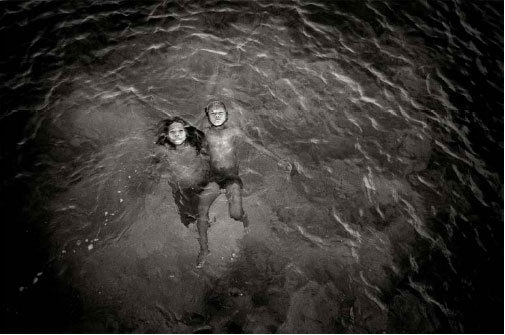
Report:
195,182,220,267
172,188,199,227
185,190,200,232
225,182,249,229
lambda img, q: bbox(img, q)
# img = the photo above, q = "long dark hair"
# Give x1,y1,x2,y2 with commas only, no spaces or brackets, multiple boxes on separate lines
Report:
156,117,205,153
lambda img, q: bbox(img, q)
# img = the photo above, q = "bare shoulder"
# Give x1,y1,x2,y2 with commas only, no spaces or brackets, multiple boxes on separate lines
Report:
229,125,244,137
200,123,212,135
153,144,166,154
153,145,169,158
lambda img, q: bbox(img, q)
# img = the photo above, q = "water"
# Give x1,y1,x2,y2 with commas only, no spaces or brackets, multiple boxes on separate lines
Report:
1,0,503,333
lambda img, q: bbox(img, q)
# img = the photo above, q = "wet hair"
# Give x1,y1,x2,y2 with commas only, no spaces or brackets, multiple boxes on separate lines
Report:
205,100,227,115
156,116,205,152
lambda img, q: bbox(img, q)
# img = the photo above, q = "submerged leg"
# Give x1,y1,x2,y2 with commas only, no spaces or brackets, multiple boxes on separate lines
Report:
172,188,199,228
225,182,249,229
196,182,220,267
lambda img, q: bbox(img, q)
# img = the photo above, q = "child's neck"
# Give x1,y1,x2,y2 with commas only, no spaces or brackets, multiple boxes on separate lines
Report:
210,122,228,130
174,142,190,151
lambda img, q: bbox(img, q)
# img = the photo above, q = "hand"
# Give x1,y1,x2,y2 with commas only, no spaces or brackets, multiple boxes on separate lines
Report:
147,169,161,181
277,159,292,172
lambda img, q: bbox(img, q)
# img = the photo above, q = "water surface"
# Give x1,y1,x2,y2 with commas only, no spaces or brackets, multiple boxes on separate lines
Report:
1,0,503,333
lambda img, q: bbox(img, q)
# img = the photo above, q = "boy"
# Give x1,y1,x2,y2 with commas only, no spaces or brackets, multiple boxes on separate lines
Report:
195,100,291,266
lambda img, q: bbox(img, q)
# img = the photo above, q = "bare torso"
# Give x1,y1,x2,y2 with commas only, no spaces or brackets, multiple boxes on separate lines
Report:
203,125,240,173
156,144,209,189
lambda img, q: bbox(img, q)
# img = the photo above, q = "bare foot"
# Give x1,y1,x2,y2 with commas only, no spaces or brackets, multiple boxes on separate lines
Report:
278,159,293,172
241,215,250,234
196,249,210,268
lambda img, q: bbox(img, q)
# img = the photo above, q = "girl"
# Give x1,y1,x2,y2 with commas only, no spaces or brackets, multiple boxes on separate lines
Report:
154,117,211,267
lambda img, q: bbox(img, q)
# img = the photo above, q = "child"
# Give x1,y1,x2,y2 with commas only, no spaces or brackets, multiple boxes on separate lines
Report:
153,117,212,267
195,100,291,263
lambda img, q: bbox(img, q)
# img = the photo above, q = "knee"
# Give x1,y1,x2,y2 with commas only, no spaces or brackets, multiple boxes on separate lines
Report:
225,183,244,220
230,210,243,221
229,204,244,221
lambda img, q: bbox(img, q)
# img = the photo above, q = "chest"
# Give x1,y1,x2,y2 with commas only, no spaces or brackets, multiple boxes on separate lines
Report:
206,129,236,151
164,148,200,170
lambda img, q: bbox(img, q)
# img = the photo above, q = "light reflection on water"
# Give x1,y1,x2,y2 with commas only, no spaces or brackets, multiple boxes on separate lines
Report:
1,0,502,333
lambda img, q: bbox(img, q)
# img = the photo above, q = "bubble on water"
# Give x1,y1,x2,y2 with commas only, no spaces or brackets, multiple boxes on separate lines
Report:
37,272,43,277
61,249,66,254
85,239,88,242
105,211,108,216
33,277,38,284
88,244,94,250
120,198,123,203
117,190,121,193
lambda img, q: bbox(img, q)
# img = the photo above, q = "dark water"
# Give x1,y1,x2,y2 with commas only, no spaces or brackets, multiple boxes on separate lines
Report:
1,0,503,333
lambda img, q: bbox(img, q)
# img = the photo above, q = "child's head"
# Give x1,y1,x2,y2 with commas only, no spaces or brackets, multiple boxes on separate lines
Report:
168,121,187,146
205,100,228,127
156,117,189,148
156,117,204,152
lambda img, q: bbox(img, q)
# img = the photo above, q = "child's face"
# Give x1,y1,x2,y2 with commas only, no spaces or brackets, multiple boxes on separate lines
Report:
168,122,187,146
208,106,227,127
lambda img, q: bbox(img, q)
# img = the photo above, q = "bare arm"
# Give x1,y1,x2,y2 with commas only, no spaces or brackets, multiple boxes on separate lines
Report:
236,129,292,170
148,146,168,179
194,114,209,130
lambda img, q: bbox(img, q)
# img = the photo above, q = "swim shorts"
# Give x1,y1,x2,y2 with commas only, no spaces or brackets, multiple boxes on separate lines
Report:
210,169,243,189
